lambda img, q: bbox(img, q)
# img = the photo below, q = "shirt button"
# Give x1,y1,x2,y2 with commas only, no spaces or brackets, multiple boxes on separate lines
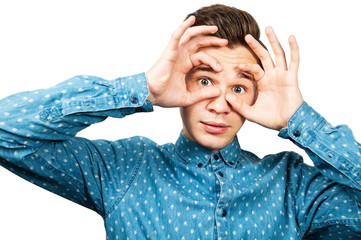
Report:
218,171,224,177
130,96,138,104
221,209,227,217
197,163,203,168
214,155,219,160
293,130,301,137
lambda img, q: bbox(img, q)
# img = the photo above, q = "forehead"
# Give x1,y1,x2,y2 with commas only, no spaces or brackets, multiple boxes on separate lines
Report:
199,45,258,67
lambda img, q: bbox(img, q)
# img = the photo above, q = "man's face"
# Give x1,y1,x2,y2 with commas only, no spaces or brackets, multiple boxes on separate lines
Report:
180,45,258,152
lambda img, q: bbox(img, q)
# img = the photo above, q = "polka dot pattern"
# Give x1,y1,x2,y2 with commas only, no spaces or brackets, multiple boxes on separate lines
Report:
1,75,361,239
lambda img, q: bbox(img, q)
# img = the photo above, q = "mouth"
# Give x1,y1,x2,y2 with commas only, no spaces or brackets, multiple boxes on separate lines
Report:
201,121,229,134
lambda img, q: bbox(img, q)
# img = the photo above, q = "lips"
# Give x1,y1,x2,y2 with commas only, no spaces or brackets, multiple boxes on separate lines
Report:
201,121,229,134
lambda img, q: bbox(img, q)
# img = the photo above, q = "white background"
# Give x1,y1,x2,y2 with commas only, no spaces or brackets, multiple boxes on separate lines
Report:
0,0,360,239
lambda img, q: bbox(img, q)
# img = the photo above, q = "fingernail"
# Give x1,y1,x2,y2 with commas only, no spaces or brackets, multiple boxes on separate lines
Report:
244,34,252,42
225,93,233,101
265,26,273,34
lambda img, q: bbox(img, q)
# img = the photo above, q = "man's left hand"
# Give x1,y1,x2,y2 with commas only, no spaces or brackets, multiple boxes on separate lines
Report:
226,27,303,131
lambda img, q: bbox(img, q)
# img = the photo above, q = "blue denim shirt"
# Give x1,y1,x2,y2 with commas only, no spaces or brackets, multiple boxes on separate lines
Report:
0,73,360,239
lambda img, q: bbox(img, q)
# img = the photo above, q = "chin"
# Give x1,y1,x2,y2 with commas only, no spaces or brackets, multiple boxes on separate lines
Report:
197,135,232,152
182,124,237,152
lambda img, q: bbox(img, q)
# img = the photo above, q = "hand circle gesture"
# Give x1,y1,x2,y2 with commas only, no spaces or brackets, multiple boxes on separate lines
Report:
146,16,228,107
226,27,304,130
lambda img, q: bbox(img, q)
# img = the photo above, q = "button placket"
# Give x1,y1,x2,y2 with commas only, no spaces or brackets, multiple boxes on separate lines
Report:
221,209,227,217
211,152,233,239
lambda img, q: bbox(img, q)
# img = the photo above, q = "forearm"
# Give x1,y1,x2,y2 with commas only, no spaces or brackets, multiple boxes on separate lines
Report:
281,102,361,237
279,102,361,191
0,73,152,149
0,73,153,213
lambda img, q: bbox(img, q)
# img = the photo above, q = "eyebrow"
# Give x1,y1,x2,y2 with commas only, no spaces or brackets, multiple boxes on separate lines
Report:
191,66,215,74
237,71,253,81
190,65,254,81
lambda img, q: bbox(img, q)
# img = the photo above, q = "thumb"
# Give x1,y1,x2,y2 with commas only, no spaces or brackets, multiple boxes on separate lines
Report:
225,94,254,121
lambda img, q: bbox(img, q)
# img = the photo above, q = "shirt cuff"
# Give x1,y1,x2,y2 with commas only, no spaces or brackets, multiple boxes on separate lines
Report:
278,102,327,148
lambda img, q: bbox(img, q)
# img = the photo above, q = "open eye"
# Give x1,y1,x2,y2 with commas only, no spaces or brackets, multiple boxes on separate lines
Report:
199,77,212,86
232,86,245,94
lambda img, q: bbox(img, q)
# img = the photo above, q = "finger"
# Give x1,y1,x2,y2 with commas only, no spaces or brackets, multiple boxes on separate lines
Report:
166,16,196,52
288,35,300,75
187,36,228,53
190,52,222,72
225,93,254,121
245,34,274,71
179,25,219,46
238,63,265,82
185,86,220,106
265,27,287,70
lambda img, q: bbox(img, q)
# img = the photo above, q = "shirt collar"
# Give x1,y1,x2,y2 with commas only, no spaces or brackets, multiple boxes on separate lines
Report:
175,131,242,168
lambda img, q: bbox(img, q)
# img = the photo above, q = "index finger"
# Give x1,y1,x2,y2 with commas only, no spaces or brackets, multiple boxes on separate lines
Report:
179,25,219,46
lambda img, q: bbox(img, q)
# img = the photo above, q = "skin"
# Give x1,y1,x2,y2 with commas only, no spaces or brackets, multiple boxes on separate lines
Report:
180,46,258,151
146,16,303,152
146,16,228,107
228,29,303,131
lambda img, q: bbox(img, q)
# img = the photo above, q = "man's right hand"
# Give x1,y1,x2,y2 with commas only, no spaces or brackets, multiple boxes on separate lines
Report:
146,16,228,108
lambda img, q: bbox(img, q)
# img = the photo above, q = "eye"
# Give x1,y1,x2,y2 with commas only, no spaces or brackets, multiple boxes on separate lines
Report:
199,77,212,86
232,86,245,94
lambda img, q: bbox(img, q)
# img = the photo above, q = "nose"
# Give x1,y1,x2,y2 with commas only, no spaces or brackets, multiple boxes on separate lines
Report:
206,91,231,114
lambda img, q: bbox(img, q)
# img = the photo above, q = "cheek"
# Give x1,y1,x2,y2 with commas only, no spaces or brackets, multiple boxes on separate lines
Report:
230,111,245,125
180,104,201,125
179,107,189,125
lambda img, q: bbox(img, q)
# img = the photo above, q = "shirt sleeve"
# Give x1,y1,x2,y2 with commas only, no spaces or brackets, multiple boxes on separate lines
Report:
0,73,153,217
279,102,361,237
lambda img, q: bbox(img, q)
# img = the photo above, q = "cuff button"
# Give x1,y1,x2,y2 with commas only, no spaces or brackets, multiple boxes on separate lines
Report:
293,130,301,137
130,96,138,104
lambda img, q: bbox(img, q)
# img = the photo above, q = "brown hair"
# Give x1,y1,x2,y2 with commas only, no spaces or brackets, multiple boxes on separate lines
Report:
186,4,265,65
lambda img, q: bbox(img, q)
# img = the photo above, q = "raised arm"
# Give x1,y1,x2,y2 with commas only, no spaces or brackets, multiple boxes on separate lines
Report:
226,27,361,237
0,16,228,216
0,73,153,216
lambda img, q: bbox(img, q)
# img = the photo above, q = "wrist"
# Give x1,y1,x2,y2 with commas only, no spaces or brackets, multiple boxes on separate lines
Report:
278,100,306,131
278,97,304,131
278,102,326,146
145,71,158,106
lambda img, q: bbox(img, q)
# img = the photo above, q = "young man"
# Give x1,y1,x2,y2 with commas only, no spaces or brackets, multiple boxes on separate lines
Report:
0,4,360,240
